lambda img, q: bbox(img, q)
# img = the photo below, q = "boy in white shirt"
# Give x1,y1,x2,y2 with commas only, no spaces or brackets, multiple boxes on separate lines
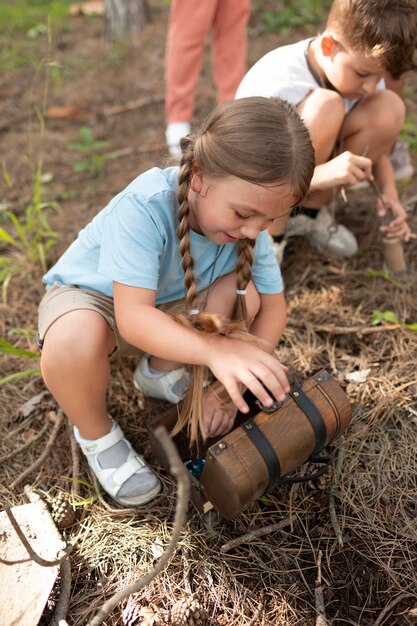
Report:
236,0,415,261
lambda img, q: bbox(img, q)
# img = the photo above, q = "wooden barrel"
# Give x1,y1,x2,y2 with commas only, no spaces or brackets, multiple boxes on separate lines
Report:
200,369,352,518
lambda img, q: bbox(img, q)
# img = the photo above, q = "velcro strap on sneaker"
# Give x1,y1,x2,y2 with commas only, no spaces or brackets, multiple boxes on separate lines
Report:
74,423,125,456
112,455,145,487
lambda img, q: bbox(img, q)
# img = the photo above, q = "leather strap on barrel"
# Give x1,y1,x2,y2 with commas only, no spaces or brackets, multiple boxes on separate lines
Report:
290,386,326,454
242,419,281,490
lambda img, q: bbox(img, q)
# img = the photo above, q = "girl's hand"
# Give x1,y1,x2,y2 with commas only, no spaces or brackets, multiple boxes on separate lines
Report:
203,381,238,438
377,197,411,241
205,337,289,415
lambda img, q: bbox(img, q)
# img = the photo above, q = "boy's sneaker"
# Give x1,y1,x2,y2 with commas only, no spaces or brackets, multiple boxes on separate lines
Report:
271,206,358,263
133,353,190,404
165,122,191,158
305,206,358,258
390,140,414,181
73,418,161,506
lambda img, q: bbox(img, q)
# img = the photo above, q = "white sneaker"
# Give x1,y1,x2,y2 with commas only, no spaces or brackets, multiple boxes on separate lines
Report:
133,353,190,404
165,122,191,158
73,418,161,506
390,140,414,181
271,206,358,262
270,235,287,265
306,206,358,258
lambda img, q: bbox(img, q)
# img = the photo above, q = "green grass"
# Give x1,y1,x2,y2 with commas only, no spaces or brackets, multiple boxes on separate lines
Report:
260,0,332,34
0,0,73,71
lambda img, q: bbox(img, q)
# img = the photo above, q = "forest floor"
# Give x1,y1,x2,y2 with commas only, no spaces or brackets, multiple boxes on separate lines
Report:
0,2,417,625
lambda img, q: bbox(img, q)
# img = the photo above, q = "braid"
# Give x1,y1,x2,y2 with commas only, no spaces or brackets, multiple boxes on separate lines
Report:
176,135,198,310
232,238,255,324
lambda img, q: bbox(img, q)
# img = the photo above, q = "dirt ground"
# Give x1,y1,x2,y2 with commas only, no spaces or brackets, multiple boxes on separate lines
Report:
0,2,417,625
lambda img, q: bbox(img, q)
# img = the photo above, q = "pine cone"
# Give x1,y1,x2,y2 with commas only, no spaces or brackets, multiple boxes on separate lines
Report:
50,492,77,529
166,596,208,626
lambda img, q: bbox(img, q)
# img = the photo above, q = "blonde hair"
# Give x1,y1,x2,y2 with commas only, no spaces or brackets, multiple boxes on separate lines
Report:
172,97,315,444
327,0,417,79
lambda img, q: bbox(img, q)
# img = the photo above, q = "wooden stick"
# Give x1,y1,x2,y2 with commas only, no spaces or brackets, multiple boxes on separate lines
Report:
220,517,291,554
0,423,49,465
374,592,414,626
11,410,66,489
289,320,402,336
87,426,191,626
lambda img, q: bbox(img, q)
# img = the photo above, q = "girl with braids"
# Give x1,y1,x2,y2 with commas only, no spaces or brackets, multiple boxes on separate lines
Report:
38,97,315,507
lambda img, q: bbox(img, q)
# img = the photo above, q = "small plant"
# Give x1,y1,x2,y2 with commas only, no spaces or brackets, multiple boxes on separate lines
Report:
68,127,109,178
400,114,417,154
261,0,332,34
0,162,59,302
0,337,40,384
371,310,417,331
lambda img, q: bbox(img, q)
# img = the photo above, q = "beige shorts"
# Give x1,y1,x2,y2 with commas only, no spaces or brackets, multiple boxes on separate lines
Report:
38,283,204,358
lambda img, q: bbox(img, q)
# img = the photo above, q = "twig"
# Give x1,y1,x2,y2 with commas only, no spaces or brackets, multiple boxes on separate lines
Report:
50,558,72,626
4,507,71,567
328,437,345,547
246,594,264,626
11,410,66,489
23,488,72,625
289,320,402,336
0,422,49,465
374,592,414,626
220,517,291,554
102,94,164,116
67,421,81,499
86,426,191,626
315,551,328,626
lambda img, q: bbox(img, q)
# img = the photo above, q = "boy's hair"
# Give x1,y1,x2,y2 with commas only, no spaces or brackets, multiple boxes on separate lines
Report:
172,96,315,443
327,0,417,79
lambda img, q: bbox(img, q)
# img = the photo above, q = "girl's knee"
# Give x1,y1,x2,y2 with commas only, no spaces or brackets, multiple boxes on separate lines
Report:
41,310,115,368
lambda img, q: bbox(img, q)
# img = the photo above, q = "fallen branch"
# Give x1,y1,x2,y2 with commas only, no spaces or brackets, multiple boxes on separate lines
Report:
0,423,49,466
87,426,191,626
50,558,71,626
5,508,71,567
374,592,414,626
103,95,164,116
220,517,291,554
315,551,328,626
328,437,345,547
11,410,66,489
288,320,402,336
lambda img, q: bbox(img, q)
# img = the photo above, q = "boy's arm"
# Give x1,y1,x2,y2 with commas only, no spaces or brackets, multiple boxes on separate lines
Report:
373,155,410,241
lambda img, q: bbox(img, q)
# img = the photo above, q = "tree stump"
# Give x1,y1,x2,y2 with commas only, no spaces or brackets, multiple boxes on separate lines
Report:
104,0,151,41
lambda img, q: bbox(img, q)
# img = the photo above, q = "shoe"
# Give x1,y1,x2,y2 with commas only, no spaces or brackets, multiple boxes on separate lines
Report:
306,206,358,258
165,122,191,158
390,140,414,181
272,206,358,262
73,418,162,506
270,235,287,265
133,353,190,404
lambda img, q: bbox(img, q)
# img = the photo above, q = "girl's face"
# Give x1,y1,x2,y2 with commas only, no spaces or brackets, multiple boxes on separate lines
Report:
187,173,298,245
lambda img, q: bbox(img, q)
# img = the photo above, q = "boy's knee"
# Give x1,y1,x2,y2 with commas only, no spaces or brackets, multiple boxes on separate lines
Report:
301,88,345,122
367,91,405,137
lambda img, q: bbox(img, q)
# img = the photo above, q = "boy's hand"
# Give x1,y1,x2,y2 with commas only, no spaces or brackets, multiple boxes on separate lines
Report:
377,196,411,241
202,381,238,438
205,337,289,415
315,151,373,189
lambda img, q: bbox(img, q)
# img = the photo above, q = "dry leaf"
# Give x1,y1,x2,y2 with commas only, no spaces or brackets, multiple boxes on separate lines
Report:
46,105,90,120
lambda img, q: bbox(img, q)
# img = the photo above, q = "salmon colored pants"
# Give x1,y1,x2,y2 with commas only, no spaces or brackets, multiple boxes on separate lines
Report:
165,0,250,123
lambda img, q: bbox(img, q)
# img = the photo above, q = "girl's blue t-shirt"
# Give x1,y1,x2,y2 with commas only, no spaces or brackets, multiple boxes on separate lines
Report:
43,167,283,304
